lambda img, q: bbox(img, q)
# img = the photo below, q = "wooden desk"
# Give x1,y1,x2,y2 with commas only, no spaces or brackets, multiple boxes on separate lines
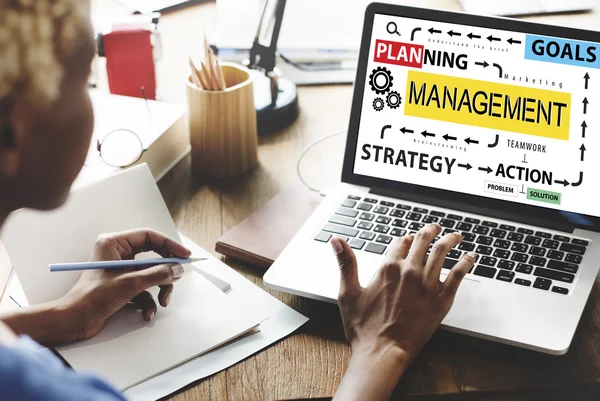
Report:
91,1,600,400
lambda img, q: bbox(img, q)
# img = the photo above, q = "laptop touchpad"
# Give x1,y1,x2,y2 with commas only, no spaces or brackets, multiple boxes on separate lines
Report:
441,276,481,324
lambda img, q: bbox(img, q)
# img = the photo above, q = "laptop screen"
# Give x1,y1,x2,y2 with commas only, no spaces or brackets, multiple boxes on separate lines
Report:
352,11,600,219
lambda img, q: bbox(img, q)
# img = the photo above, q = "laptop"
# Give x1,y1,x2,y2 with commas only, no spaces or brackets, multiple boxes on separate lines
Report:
459,0,594,17
264,3,600,355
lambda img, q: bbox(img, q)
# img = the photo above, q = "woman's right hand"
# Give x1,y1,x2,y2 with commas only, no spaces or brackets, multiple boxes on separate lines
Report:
331,223,476,401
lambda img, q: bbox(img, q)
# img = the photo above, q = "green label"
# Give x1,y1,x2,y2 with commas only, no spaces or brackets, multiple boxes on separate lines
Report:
527,188,561,205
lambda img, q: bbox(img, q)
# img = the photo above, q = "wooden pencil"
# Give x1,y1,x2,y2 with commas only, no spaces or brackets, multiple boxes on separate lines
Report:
215,59,227,90
199,61,215,91
188,57,204,89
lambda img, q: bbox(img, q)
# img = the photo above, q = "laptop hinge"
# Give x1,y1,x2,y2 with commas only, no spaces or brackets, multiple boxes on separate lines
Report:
370,187,575,233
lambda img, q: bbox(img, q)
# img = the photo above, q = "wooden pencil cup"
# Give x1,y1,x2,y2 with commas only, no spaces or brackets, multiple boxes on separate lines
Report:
187,62,259,178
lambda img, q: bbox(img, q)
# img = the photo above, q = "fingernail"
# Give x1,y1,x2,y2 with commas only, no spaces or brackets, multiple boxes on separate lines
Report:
467,251,477,260
149,311,155,321
171,264,184,279
165,291,172,306
330,238,344,255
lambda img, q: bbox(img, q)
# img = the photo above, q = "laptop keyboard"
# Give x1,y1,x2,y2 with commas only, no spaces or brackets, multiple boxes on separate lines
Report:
314,194,591,296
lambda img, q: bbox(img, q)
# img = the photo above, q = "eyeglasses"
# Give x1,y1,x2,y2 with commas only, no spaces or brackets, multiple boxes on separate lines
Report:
85,129,145,168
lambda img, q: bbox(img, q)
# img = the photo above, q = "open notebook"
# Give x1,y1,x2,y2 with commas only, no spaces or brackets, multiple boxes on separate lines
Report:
1,164,267,390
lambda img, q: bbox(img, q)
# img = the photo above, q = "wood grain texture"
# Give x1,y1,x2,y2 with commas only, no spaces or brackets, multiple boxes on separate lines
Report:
91,1,600,399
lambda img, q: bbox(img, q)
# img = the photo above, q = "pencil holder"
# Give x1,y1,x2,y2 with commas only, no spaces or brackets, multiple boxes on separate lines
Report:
186,62,259,179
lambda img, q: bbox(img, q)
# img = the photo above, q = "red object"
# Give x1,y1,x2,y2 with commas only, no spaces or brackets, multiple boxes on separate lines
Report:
102,29,156,99
374,39,424,68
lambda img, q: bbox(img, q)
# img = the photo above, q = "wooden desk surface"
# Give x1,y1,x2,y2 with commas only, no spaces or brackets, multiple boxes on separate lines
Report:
91,1,600,400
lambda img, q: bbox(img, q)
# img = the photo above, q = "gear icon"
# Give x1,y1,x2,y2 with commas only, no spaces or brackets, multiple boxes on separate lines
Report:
386,91,402,109
369,67,393,94
373,98,385,111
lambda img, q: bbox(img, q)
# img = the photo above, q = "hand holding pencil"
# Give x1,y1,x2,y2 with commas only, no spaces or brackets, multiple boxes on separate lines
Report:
189,34,227,91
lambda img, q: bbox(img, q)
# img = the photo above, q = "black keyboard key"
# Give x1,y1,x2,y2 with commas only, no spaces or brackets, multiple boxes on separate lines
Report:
529,256,547,267
349,239,365,250
529,246,546,257
490,229,507,239
559,242,586,256
476,236,493,245
430,211,445,217
473,226,489,235
542,239,559,249
365,242,386,254
357,203,373,211
498,260,515,270
499,224,516,231
439,219,455,228
422,215,439,224
511,252,528,262
493,249,510,259
496,270,515,282
462,233,476,242
456,222,473,231
392,219,408,228
493,239,510,249
390,228,407,237
482,221,498,228
524,236,542,246
515,278,531,287
553,235,570,242
376,216,391,225
572,239,589,246
476,245,493,255
534,267,574,283
409,222,425,231
329,215,357,227
359,231,376,241
341,199,357,208
535,231,552,239
516,263,533,274
442,229,458,236
552,286,569,295
413,207,428,214
380,201,394,207
547,250,564,260
565,253,582,264
323,224,359,237
395,204,411,210
373,206,389,215
547,260,579,274
406,213,422,221
376,235,393,244
511,243,528,253
374,225,390,234
465,217,481,224
364,198,378,203
474,265,497,278
458,242,476,251
480,256,497,267
517,228,534,235
390,209,405,218
359,213,375,221
336,207,358,218
447,214,463,221
533,278,552,290
448,249,462,259
357,221,373,230
507,232,524,242
347,195,361,200
314,232,332,242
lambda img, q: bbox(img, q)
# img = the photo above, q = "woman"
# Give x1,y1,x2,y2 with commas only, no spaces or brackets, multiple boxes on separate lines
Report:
0,1,476,400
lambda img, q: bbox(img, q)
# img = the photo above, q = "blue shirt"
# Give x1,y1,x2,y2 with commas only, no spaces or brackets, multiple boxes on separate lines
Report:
0,336,126,401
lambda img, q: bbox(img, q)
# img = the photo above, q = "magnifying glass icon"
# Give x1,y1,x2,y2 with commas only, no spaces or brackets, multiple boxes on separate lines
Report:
387,21,401,36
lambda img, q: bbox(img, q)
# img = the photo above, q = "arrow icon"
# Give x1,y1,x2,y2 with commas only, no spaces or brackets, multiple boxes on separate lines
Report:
443,134,457,141
475,61,489,68
554,179,570,187
467,32,481,39
421,130,435,138
584,72,590,90
493,63,503,78
580,144,587,161
522,154,528,164
488,134,499,148
487,35,501,42
458,163,472,170
448,30,461,37
411,27,422,41
400,127,414,134
380,125,392,139
507,38,521,45
572,172,584,187
581,121,587,138
478,166,493,174
465,137,479,145
520,184,526,195
583,97,589,114
429,28,442,35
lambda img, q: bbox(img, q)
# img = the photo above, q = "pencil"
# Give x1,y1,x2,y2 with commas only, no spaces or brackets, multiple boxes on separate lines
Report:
49,257,207,272
188,57,203,88
206,47,222,90
216,59,227,90
200,61,215,91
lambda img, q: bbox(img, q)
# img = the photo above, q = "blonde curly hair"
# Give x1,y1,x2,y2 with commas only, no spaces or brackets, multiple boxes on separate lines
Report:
0,0,90,106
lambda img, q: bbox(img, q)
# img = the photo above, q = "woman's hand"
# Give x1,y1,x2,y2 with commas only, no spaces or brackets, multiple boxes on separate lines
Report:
332,223,476,401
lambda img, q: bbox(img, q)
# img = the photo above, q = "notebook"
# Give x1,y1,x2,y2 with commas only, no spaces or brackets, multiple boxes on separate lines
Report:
1,164,267,390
